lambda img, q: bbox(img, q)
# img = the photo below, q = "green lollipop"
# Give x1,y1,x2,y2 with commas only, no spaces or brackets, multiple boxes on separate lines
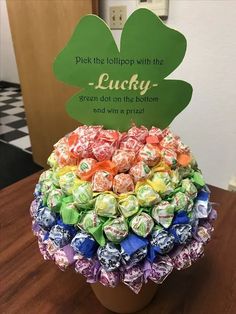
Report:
118,195,139,218
72,182,94,209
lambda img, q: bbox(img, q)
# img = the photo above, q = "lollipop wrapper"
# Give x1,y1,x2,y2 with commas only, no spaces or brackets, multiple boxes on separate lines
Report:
71,232,98,258
151,201,174,228
122,265,144,294
92,170,113,192
161,148,177,167
95,193,117,218
47,188,64,212
39,170,53,183
148,126,163,142
59,171,80,195
160,132,178,151
187,240,204,262
120,136,144,153
129,161,151,183
54,245,75,270
149,256,173,284
60,196,79,225
112,149,135,173
194,189,210,219
32,220,41,236
149,228,175,259
121,246,148,268
171,191,190,211
99,268,120,288
35,207,57,230
118,194,139,218
127,125,148,143
79,210,102,232
34,183,41,197
77,158,97,178
136,184,161,207
46,239,59,259
171,247,192,270
169,224,192,244
138,144,161,166
72,182,94,209
182,178,198,199
75,255,100,283
97,243,121,271
49,224,71,248
113,173,134,194
172,210,190,225
30,197,43,218
120,233,148,256
193,226,211,243
103,216,129,243
92,129,120,161
38,240,51,260
130,212,154,237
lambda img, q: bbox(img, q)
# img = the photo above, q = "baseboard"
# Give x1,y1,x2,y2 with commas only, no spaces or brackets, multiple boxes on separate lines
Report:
0,81,21,89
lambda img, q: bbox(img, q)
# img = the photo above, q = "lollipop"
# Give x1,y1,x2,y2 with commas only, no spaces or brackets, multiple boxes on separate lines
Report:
136,184,161,207
161,148,177,167
150,228,175,255
35,207,57,230
127,125,148,143
77,158,97,178
59,171,80,195
95,193,117,218
113,173,134,194
75,255,100,282
49,224,71,247
171,191,190,211
130,213,154,237
47,151,58,168
112,149,135,173
120,136,144,153
150,171,174,195
152,201,175,228
71,231,98,258
72,182,93,209
39,169,53,183
138,144,161,166
182,178,198,199
60,196,79,225
103,216,129,243
118,195,139,218
149,256,173,284
169,224,192,244
123,265,144,294
79,210,102,232
121,246,147,267
47,188,64,212
54,245,75,270
129,161,151,183
92,171,113,192
97,243,121,271
99,268,120,287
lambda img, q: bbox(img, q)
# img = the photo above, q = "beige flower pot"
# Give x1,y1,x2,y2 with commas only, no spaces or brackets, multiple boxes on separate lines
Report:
91,281,158,313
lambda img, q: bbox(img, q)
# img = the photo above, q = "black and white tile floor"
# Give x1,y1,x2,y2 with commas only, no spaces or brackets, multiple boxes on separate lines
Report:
0,85,32,153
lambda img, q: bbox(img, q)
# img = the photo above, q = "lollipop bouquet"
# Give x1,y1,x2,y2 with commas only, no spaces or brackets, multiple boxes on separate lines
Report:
29,8,217,312
30,124,217,295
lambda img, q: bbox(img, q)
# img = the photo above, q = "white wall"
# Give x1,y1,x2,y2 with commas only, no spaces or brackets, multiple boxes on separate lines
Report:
100,0,236,189
0,0,19,83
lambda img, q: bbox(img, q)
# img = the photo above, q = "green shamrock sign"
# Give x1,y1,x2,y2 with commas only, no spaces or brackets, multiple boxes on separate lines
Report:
53,8,192,131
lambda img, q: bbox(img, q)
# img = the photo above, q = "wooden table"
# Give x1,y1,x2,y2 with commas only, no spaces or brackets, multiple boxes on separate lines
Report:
1,173,236,314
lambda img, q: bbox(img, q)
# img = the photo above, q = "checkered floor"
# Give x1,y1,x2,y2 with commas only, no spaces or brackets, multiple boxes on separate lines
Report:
0,85,32,153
